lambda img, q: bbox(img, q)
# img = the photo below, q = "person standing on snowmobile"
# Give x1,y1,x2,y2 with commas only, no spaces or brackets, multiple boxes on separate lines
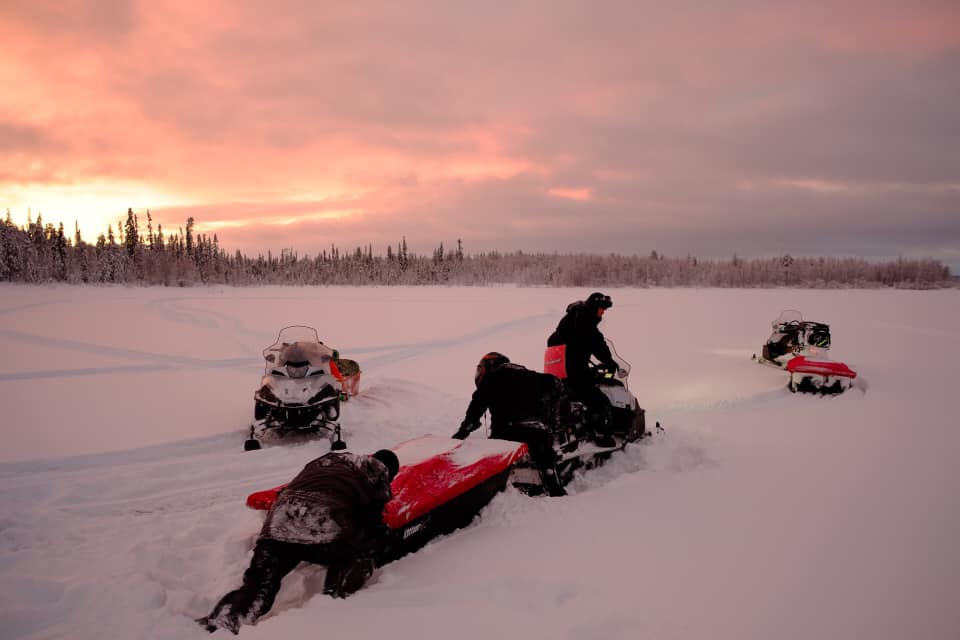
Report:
547,292,618,447
453,352,569,495
197,449,400,635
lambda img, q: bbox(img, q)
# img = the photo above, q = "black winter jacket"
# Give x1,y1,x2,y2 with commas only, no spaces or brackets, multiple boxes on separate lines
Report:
260,452,393,545
463,363,566,430
547,301,615,382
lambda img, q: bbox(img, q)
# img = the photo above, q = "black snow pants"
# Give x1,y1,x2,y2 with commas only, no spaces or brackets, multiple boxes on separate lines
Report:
490,421,566,497
564,378,613,437
199,536,376,634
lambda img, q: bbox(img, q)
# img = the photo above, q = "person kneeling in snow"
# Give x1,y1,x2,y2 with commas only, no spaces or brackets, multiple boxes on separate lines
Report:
197,449,400,634
453,352,569,495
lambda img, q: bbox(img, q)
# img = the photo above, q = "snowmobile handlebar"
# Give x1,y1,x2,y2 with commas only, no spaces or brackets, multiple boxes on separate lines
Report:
588,360,624,381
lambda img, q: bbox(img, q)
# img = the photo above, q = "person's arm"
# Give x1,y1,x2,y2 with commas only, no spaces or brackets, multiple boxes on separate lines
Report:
357,463,393,537
591,329,616,369
453,386,488,438
576,307,615,370
352,499,389,541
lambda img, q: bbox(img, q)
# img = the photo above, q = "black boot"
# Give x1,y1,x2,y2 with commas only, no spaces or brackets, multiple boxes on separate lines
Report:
592,432,616,448
198,539,300,633
540,467,567,497
324,556,375,598
195,609,240,635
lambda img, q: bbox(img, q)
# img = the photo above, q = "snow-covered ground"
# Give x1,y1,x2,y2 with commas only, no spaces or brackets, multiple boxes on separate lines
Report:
0,284,957,640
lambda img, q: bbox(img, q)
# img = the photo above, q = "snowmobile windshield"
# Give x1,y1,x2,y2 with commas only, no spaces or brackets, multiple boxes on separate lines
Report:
276,325,320,345
262,326,335,371
774,310,803,328
604,338,631,377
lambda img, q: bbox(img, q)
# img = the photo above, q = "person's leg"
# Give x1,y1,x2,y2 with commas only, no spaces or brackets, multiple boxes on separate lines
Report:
493,421,567,497
321,537,377,598
527,433,566,496
586,385,614,436
565,379,613,444
199,538,301,633
324,555,376,598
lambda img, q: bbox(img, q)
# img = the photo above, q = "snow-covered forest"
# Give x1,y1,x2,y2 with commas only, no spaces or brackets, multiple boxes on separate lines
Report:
0,211,952,288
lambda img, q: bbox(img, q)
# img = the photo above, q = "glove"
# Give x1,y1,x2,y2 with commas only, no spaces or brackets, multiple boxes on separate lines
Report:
452,421,479,439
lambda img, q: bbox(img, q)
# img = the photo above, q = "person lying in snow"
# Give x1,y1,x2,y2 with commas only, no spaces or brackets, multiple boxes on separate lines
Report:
197,449,400,634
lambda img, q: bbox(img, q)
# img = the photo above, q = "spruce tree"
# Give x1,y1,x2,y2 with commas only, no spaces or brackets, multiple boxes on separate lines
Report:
124,208,139,258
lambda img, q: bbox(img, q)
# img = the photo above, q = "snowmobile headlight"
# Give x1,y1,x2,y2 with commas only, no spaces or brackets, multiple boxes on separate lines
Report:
285,362,310,378
257,385,280,404
809,331,830,348
324,403,340,421
308,384,338,405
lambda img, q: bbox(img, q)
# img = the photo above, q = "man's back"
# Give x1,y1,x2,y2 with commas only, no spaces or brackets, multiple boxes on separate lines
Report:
262,452,392,545
477,363,564,427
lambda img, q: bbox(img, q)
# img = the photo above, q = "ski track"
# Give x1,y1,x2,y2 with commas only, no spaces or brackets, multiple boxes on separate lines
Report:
0,327,258,381
341,311,557,368
0,305,554,382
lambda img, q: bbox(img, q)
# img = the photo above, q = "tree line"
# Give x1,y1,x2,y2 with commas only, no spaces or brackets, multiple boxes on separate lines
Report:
0,210,952,288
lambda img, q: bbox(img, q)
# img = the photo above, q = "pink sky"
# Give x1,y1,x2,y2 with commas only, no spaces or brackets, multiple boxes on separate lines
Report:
1,0,958,267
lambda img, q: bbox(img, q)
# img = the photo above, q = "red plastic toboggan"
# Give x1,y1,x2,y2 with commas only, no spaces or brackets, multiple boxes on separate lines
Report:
543,345,567,378
786,355,857,379
245,436,529,529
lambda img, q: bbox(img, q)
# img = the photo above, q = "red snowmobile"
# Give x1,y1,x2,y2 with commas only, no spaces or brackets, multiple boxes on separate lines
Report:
754,310,858,394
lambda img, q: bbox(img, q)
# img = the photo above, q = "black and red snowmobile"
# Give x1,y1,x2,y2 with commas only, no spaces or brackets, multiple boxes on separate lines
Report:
246,435,529,565
753,310,858,394
513,338,650,494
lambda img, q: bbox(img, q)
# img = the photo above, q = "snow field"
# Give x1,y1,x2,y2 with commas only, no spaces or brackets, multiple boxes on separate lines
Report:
0,284,957,639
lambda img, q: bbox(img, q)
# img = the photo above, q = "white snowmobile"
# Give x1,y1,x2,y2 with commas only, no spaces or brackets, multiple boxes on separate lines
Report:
753,310,857,394
245,326,347,451
506,339,654,496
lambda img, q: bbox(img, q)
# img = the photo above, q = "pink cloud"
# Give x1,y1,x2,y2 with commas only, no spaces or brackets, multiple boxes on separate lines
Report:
547,187,592,202
0,0,956,267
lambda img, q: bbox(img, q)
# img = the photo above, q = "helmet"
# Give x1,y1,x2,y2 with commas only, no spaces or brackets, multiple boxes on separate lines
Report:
585,292,612,310
474,352,510,387
372,449,400,480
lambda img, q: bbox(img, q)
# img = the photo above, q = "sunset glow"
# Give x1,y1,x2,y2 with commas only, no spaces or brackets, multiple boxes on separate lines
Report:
548,187,593,202
4,181,190,241
1,0,957,267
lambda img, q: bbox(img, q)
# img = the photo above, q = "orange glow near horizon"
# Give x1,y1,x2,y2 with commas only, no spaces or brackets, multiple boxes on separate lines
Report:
547,187,592,202
1,2,957,262
3,182,192,241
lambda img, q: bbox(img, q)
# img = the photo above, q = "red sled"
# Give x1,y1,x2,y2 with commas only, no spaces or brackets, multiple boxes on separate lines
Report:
785,355,857,394
246,435,529,564
786,355,857,379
